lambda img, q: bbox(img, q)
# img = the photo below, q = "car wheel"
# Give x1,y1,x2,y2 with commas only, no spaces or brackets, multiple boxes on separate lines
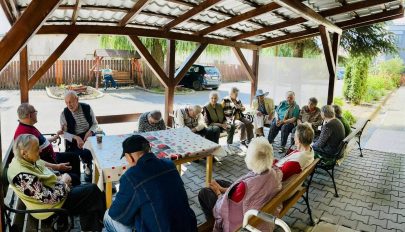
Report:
192,81,203,91
212,87,219,90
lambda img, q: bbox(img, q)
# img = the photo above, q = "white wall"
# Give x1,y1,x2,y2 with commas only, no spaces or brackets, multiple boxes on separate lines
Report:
258,57,329,107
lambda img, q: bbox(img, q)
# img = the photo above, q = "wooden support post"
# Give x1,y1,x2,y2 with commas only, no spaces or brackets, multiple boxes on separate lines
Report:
251,49,260,104
28,33,78,89
165,40,175,127
174,43,208,86
0,0,62,73
20,46,29,103
320,25,340,105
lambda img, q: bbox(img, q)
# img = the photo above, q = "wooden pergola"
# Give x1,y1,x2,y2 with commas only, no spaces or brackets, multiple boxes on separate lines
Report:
0,0,403,125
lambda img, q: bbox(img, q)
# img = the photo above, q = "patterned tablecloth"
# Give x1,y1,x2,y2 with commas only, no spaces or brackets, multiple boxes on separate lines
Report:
84,127,225,190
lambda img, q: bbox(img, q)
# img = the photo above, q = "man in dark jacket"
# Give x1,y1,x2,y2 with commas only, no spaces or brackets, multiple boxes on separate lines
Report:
103,135,197,232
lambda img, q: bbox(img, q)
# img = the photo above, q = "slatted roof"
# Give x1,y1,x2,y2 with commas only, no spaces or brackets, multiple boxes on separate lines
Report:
3,0,404,50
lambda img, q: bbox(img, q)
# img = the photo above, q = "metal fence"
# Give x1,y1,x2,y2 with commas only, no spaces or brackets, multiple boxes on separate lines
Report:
0,59,247,89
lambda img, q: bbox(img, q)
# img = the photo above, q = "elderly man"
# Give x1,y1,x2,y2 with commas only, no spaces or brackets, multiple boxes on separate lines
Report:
60,91,97,182
14,103,81,186
222,87,254,146
268,91,300,153
101,64,118,90
138,110,166,132
174,105,208,135
103,135,197,232
291,97,322,144
251,89,275,137
8,134,105,231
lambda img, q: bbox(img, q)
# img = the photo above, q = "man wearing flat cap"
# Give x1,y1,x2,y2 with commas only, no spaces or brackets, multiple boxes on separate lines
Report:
251,89,275,137
103,135,197,232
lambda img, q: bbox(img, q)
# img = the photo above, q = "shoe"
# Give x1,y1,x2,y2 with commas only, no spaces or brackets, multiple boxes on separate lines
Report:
115,86,119,89
278,147,286,153
241,140,248,147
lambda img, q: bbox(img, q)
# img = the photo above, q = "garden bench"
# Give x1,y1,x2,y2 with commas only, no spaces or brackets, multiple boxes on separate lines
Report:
102,70,134,87
315,118,370,197
197,158,320,232
96,113,142,125
0,143,73,232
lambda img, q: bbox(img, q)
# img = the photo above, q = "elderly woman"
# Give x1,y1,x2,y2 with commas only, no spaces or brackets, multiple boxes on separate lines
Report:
203,91,236,144
291,97,322,144
198,137,282,232
8,134,106,231
274,123,315,181
251,89,275,137
313,105,345,157
222,87,254,146
332,105,351,137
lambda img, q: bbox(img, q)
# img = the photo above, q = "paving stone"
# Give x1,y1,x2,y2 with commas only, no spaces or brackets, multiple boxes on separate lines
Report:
372,204,389,214
368,216,388,228
379,212,398,223
356,222,377,232
362,208,380,218
329,199,347,210
333,207,351,219
387,220,405,230
351,212,369,224
320,212,340,224
338,216,358,229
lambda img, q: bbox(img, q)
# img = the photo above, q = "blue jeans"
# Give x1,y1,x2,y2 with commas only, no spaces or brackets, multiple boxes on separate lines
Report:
104,74,117,88
267,118,295,147
104,209,133,232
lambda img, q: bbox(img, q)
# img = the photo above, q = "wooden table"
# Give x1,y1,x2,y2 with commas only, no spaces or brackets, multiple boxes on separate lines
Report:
84,128,225,208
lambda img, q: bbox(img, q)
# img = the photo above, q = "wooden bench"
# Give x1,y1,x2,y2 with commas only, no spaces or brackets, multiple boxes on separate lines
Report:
102,70,134,87
197,159,320,232
0,143,73,232
96,113,141,125
315,118,370,197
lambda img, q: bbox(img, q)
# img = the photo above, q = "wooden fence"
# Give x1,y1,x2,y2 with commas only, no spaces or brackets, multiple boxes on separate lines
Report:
0,59,247,89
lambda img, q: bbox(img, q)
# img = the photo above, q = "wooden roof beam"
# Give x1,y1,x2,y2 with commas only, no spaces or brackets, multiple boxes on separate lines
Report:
37,25,259,50
0,0,16,24
196,2,282,36
259,7,404,48
163,0,222,31
0,0,62,73
232,47,255,82
128,35,170,88
233,0,397,41
71,0,81,25
119,0,151,27
273,0,342,34
28,33,78,89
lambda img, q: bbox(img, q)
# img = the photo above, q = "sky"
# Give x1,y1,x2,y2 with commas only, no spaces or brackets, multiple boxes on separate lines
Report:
0,8,11,35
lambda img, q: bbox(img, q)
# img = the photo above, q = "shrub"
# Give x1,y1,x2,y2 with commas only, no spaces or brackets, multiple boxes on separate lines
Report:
343,110,356,127
343,56,371,104
333,97,344,107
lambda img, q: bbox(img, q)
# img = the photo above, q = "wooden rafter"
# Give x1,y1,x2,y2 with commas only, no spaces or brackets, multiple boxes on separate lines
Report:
259,7,404,48
165,39,176,127
37,25,259,50
0,0,16,24
28,33,78,89
174,44,208,86
71,0,81,25
319,26,335,75
197,2,281,36
20,46,29,103
0,0,61,73
119,0,151,27
251,49,259,103
232,47,255,82
273,0,342,34
233,0,396,41
128,35,169,88
164,0,222,31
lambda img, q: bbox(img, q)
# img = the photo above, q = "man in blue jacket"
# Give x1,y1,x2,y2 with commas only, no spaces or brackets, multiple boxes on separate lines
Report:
103,135,197,232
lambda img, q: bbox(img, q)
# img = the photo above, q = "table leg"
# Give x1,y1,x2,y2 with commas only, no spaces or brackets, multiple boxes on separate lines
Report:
206,155,213,187
176,164,182,175
93,166,99,184
106,182,113,209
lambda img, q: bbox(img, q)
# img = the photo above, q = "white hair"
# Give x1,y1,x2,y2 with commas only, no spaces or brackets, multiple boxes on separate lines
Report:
321,105,335,118
209,91,219,99
13,134,38,159
189,105,202,114
229,87,239,95
17,103,34,120
286,91,295,97
245,137,274,174
64,90,78,99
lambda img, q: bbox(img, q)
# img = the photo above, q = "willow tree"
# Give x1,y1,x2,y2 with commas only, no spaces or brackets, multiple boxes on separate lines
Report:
100,36,229,88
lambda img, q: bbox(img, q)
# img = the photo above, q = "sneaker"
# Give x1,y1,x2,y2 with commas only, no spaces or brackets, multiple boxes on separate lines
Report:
241,140,248,147
85,165,91,175
278,147,286,153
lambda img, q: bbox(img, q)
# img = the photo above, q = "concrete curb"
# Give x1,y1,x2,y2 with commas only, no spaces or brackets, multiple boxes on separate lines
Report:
367,89,396,121
133,85,195,95
45,86,104,100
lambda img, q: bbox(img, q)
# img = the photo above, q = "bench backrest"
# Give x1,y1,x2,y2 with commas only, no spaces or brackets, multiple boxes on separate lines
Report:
96,113,142,125
245,158,320,228
111,70,130,80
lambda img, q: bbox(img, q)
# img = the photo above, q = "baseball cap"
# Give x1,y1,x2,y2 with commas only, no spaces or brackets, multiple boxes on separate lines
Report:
121,135,150,159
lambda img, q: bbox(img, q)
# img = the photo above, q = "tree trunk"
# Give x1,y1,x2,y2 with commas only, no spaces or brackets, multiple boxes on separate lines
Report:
142,39,165,88
292,41,305,58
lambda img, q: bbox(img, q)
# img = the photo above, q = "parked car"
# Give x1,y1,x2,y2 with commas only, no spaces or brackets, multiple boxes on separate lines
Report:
178,64,221,90
337,67,345,80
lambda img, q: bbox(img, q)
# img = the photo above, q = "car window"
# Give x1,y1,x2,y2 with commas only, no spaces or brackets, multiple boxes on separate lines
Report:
188,66,200,73
204,67,219,75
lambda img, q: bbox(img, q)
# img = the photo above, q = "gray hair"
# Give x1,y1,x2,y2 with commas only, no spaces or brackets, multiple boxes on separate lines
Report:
245,137,274,174
295,123,314,146
332,104,342,117
17,103,34,120
148,110,162,121
64,90,78,99
209,91,219,99
229,87,239,95
189,105,202,114
286,91,295,97
13,134,38,159
321,105,335,118
309,97,318,105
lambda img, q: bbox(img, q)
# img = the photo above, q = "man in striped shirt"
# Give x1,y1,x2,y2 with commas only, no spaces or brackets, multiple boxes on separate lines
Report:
60,91,97,182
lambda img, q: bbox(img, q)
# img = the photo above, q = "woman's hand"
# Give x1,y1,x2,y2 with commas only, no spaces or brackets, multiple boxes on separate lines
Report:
57,162,72,172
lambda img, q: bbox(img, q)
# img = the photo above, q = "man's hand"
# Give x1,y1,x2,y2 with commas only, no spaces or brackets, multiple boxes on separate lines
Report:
83,130,93,142
75,136,85,149
221,124,228,129
56,130,64,136
276,120,283,127
191,128,197,133
257,111,263,117
57,162,72,172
